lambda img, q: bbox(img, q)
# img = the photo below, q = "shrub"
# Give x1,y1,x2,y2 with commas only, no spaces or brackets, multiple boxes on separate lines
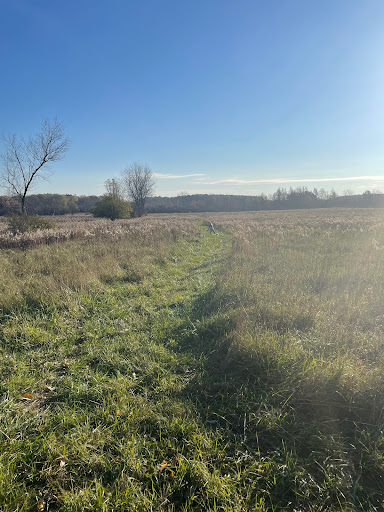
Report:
7,214,56,235
92,195,132,220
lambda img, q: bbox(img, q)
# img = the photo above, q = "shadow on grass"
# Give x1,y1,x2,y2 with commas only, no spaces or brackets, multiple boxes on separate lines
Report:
164,286,384,510
0,295,55,321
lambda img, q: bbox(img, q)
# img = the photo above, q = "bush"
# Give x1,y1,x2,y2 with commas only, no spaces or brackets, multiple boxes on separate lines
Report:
92,195,132,220
7,214,56,235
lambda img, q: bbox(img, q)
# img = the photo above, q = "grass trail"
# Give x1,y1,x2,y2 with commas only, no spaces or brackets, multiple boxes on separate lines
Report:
0,227,237,512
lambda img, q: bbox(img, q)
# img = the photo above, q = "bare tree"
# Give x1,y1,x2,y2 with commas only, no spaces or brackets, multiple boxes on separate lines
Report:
121,162,155,217
105,178,123,198
1,118,69,213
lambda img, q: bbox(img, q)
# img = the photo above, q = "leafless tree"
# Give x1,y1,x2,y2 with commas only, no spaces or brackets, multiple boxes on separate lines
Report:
1,118,69,213
121,162,155,217
105,178,123,198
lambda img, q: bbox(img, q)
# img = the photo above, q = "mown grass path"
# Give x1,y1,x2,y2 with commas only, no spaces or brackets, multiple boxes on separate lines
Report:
0,228,239,512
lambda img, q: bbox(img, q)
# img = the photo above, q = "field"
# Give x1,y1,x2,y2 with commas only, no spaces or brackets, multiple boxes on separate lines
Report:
1,209,384,511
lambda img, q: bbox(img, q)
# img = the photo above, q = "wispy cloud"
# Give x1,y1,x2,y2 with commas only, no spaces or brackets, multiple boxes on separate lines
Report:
198,176,384,185
153,173,205,179
356,184,382,189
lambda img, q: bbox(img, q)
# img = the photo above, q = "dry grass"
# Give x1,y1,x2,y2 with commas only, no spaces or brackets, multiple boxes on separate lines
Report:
0,214,202,309
0,213,203,249
202,208,384,509
208,207,384,233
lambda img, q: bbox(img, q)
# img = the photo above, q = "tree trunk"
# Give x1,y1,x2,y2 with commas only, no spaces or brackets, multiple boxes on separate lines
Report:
21,193,27,214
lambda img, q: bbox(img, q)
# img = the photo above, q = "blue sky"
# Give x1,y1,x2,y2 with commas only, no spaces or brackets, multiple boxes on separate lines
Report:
1,0,384,197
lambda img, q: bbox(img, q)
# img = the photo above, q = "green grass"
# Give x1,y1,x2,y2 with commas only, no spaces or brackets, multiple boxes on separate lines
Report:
0,226,236,511
2,211,384,511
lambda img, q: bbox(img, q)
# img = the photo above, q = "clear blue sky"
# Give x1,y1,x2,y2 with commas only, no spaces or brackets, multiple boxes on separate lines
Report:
1,0,384,197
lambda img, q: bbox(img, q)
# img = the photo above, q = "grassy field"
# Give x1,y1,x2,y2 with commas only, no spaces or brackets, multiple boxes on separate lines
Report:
1,210,384,511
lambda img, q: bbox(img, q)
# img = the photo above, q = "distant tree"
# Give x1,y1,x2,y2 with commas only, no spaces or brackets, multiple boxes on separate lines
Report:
317,188,329,200
104,178,123,198
272,187,287,202
64,195,80,214
25,193,80,215
328,189,338,200
0,195,20,216
77,195,101,213
0,118,69,213
92,179,132,220
122,162,155,217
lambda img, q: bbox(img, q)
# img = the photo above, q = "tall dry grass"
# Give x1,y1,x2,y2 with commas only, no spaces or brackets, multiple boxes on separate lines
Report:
0,215,201,309
0,213,204,249
203,209,384,508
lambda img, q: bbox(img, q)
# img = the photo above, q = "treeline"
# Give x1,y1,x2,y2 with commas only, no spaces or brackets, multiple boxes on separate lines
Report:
1,188,384,216
147,188,384,213
0,194,100,216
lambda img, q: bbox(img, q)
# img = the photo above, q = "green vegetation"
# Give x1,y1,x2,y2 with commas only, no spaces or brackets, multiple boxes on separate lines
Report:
1,210,384,510
92,195,132,220
7,214,56,235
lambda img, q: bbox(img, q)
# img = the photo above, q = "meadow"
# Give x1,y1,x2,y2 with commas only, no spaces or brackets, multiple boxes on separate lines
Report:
1,209,384,511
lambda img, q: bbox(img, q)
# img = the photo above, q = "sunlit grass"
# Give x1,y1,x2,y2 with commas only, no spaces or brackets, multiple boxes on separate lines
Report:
1,210,384,510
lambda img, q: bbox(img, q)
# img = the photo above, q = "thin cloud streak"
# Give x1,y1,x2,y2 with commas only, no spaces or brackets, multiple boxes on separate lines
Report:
154,173,205,179
197,176,384,185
